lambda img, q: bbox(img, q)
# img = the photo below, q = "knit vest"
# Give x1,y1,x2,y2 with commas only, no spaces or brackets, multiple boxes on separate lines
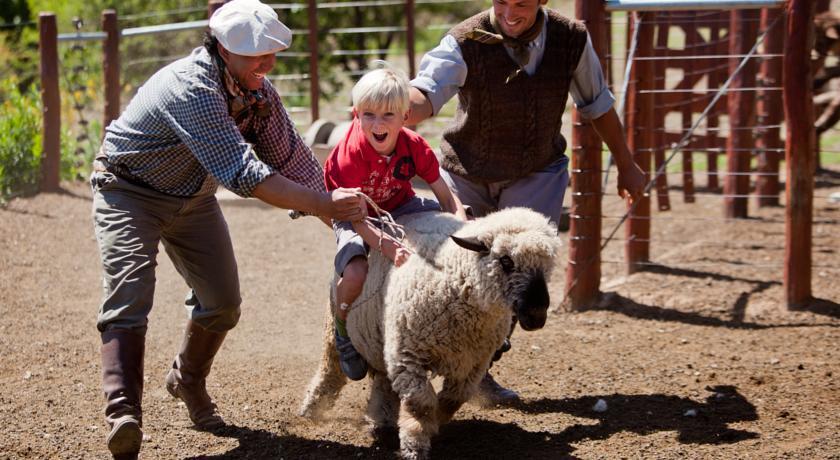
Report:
441,9,588,183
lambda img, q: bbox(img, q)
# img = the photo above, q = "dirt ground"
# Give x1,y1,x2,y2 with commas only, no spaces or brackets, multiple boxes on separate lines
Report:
0,166,838,459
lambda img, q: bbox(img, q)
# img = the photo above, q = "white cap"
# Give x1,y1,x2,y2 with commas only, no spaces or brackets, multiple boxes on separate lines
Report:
209,0,292,57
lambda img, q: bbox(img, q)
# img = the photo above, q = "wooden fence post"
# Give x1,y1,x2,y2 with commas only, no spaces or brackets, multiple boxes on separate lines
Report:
405,0,416,78
784,0,815,307
307,0,320,122
567,0,606,309
755,7,785,207
724,9,759,219
625,12,655,274
814,0,830,171
39,12,60,192
653,13,671,212
102,9,120,131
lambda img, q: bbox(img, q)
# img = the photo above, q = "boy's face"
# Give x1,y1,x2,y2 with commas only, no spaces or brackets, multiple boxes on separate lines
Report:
357,106,408,156
218,44,276,91
493,0,548,38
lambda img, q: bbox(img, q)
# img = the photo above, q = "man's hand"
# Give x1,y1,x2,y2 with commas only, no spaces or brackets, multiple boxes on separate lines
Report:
325,188,367,221
616,162,646,203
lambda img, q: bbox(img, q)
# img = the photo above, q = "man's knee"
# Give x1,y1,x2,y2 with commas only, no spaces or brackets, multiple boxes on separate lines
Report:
186,291,242,332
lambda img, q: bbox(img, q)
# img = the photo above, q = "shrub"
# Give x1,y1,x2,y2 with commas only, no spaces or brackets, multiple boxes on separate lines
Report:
0,76,42,201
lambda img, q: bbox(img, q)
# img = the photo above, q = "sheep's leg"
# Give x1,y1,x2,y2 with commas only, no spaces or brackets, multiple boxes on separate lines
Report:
299,304,347,419
365,370,400,442
436,367,485,425
390,364,438,460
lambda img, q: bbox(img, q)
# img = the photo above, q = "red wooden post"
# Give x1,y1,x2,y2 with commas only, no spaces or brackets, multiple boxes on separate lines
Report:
653,13,671,212
307,0,320,122
724,9,758,219
705,14,723,191
405,0,416,78
567,0,606,309
784,0,815,307
681,12,696,203
625,12,655,274
814,0,830,171
756,7,785,207
102,10,120,131
208,0,225,18
39,12,60,192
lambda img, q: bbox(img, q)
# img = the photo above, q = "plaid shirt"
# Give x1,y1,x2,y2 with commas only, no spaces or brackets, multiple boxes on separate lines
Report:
102,47,324,197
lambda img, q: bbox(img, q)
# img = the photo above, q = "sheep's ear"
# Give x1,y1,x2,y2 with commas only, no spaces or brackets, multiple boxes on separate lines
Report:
451,235,489,254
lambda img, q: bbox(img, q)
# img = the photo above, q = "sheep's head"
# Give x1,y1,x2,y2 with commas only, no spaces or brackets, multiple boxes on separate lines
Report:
451,208,561,331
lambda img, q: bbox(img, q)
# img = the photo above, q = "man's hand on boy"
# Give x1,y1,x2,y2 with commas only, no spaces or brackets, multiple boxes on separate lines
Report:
328,188,367,221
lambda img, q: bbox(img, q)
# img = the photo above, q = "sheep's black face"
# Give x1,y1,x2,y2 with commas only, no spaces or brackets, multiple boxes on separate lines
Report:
450,233,552,330
513,270,550,331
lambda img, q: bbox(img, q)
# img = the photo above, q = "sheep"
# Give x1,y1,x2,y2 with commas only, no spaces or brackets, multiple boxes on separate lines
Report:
299,207,561,460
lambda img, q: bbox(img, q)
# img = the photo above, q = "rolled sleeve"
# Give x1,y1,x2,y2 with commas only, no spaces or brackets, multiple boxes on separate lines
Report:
410,35,466,115
569,34,615,120
254,87,326,194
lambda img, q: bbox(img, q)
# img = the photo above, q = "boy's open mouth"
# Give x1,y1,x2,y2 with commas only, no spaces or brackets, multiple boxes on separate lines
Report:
373,132,387,142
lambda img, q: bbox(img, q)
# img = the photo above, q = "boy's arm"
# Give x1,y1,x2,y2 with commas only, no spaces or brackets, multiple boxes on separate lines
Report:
428,178,467,220
351,220,412,267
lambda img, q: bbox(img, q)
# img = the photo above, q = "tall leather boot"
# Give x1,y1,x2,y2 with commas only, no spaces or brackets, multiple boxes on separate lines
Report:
165,320,226,430
101,328,145,459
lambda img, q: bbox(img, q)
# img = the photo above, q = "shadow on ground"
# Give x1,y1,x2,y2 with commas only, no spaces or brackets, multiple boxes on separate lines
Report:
187,386,757,459
513,385,758,448
585,263,839,329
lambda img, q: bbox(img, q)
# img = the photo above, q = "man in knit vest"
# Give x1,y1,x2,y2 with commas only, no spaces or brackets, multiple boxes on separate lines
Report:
408,0,645,406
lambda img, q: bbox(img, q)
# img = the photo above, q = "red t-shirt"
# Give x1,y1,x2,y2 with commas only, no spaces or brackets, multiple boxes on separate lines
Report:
324,118,441,213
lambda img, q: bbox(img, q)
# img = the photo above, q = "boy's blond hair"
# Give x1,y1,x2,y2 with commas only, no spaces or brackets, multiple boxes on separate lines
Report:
351,65,410,115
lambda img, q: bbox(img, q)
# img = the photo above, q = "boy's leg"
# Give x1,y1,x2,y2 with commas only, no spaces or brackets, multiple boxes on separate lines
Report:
333,223,370,380
160,194,241,429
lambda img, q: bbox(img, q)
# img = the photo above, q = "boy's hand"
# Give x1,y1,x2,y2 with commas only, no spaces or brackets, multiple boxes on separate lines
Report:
393,247,412,267
617,162,646,203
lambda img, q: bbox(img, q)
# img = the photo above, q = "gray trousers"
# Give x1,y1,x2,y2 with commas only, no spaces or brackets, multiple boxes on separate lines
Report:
91,171,241,334
440,156,570,228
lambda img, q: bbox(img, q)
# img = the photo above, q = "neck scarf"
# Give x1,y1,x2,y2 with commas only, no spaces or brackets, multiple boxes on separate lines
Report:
466,7,545,83
219,60,270,121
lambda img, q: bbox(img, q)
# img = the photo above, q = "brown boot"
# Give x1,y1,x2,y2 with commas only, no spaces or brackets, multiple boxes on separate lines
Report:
474,372,520,408
101,328,145,459
165,320,226,430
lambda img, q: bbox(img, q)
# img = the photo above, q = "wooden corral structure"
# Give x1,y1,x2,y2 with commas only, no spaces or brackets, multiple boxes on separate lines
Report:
36,0,826,308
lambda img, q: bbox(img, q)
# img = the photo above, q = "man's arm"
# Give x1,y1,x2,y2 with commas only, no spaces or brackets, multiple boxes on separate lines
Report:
590,108,646,202
408,88,435,126
408,34,468,126
252,174,365,222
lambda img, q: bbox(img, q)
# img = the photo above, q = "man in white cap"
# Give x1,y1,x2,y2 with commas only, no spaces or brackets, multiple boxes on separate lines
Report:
91,0,365,457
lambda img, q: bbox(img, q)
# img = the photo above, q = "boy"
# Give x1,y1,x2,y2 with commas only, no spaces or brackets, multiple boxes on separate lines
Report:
324,66,467,380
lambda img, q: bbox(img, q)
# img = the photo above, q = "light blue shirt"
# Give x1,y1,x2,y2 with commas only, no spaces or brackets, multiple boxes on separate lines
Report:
411,12,614,120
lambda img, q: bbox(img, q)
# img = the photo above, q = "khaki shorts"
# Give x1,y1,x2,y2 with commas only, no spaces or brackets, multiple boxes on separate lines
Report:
332,195,441,275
